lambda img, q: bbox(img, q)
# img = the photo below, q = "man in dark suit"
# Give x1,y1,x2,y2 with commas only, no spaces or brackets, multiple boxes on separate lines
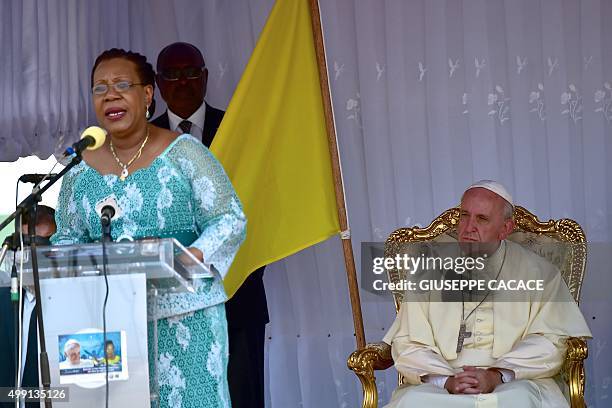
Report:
152,42,269,408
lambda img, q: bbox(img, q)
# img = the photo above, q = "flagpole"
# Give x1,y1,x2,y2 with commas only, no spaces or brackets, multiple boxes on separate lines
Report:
307,0,366,350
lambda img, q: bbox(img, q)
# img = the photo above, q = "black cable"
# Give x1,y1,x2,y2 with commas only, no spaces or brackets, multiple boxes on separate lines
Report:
102,238,110,408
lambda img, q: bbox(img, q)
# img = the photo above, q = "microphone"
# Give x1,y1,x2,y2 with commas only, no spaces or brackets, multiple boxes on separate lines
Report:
100,205,116,228
10,264,18,302
101,204,116,243
19,173,58,184
64,126,107,156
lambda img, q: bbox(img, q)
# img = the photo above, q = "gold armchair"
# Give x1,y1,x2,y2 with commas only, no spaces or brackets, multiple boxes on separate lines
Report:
348,206,589,408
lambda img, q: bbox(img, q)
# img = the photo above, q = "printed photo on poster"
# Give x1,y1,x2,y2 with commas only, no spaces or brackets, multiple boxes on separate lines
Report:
58,330,128,384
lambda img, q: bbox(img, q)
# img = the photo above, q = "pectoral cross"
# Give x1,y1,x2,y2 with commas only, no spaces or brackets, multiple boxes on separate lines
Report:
456,322,472,353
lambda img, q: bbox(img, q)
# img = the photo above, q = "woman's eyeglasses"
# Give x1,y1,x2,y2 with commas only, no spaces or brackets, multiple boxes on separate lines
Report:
159,67,204,81
92,81,144,95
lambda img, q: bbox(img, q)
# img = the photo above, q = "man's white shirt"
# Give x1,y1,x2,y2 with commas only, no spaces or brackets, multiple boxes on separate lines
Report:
167,102,207,139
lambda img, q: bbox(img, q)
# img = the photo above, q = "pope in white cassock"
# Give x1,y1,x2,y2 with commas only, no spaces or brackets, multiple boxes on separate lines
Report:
383,180,592,408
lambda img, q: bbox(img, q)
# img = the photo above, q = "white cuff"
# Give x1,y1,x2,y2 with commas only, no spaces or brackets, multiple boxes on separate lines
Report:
422,374,449,389
498,368,515,383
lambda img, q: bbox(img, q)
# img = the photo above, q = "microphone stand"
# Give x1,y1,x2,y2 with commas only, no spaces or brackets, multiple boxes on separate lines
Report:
100,208,112,408
12,213,22,408
0,153,84,408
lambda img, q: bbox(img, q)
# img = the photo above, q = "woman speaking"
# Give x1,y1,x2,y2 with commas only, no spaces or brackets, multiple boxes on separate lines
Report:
52,48,245,407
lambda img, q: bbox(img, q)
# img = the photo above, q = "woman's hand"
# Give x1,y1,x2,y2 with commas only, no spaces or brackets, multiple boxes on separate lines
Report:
177,247,204,267
187,247,204,262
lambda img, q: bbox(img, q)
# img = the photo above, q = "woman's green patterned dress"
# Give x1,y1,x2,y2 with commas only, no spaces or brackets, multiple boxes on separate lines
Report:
52,134,246,407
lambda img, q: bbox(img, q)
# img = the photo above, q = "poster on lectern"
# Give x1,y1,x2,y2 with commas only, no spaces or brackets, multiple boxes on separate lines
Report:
58,330,129,385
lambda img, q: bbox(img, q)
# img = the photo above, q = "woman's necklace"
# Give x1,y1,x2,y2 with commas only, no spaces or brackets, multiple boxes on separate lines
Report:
109,127,150,181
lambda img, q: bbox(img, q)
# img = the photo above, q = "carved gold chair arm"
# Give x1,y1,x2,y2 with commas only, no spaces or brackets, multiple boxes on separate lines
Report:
562,337,588,408
348,342,393,408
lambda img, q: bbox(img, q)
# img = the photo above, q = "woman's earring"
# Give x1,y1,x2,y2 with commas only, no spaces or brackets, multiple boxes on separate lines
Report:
145,105,150,120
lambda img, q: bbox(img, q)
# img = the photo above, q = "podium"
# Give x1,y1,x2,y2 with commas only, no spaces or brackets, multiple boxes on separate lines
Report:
0,238,215,407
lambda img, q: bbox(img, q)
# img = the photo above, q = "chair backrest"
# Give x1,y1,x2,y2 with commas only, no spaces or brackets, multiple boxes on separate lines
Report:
385,205,587,312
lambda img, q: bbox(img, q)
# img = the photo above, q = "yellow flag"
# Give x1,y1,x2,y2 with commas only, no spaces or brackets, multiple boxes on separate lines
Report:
211,0,340,298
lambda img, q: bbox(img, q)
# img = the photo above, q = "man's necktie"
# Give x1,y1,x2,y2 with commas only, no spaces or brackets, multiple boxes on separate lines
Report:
178,120,192,134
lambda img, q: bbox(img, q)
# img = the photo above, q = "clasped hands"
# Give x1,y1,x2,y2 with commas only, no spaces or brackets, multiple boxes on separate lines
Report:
444,366,503,394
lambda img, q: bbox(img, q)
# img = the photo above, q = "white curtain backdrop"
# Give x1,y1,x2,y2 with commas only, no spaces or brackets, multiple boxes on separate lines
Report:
1,1,611,407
